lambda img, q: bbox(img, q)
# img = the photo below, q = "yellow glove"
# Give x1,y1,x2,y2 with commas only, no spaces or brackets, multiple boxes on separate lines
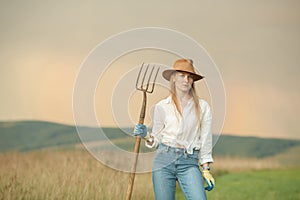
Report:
202,170,215,191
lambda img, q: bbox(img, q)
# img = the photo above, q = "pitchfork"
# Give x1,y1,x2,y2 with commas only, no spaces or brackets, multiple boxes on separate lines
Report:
126,63,160,200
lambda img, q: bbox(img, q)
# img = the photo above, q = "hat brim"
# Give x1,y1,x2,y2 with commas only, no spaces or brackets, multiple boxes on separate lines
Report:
162,69,204,82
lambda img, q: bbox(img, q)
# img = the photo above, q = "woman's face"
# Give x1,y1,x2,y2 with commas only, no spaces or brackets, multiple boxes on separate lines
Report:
174,71,194,93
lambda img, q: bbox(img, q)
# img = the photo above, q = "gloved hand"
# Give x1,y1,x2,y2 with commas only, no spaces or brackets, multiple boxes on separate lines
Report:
133,124,148,138
202,170,215,191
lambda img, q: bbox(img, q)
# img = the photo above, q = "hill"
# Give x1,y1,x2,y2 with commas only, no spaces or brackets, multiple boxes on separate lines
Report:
0,120,129,152
0,120,299,159
0,121,80,151
213,134,300,158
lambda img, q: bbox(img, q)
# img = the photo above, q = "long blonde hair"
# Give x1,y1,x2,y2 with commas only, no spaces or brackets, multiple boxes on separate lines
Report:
169,72,201,126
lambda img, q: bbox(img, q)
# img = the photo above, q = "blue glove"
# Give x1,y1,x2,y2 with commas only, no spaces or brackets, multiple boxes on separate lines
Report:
133,124,147,138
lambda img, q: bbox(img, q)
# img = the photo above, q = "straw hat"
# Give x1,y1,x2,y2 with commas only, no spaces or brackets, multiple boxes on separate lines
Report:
162,59,204,81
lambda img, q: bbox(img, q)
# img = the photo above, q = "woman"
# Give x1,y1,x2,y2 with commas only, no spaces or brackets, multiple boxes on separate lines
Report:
134,58,215,200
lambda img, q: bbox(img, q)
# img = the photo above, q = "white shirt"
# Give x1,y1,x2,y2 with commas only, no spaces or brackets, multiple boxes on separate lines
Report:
146,96,213,165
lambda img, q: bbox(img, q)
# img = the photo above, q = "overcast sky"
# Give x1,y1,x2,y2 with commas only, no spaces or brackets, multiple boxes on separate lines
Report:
0,0,299,139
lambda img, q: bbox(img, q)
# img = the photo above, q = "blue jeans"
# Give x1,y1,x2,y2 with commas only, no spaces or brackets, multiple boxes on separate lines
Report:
152,143,207,200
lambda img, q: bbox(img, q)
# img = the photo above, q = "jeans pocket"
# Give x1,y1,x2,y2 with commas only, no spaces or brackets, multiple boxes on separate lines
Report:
154,148,172,171
187,151,199,162
156,146,165,154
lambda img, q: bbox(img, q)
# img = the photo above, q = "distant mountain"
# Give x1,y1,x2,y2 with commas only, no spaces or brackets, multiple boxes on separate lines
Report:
0,121,80,152
213,134,300,158
0,120,299,158
0,120,129,152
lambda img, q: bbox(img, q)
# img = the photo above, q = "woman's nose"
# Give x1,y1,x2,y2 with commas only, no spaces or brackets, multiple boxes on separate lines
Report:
183,75,189,82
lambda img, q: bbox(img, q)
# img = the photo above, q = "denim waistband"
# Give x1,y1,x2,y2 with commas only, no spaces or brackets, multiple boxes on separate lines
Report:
159,143,199,155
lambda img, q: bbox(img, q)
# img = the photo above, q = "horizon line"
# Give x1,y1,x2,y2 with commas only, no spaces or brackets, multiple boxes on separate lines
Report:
0,119,299,141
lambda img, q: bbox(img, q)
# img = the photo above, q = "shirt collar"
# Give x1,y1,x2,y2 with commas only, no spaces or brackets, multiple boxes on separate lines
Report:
165,96,172,104
165,95,193,104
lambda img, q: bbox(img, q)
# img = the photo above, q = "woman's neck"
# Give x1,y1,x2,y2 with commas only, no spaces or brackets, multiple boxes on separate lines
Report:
176,90,191,105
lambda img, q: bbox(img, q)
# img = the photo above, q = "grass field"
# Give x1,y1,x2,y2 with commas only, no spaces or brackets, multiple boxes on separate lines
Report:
1,121,300,199
176,169,300,200
206,169,300,200
0,149,299,200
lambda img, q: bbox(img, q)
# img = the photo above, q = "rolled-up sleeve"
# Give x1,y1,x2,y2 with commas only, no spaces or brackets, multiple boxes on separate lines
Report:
145,104,164,149
199,100,214,165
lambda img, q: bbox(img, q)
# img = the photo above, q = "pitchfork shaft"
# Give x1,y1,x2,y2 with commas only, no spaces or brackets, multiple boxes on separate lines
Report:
126,92,147,200
138,92,147,124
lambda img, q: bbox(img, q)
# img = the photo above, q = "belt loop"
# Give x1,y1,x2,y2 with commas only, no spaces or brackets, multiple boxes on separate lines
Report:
184,149,187,158
166,145,170,152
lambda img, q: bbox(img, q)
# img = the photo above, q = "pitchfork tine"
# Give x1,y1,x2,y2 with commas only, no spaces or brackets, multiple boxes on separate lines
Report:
136,63,160,93
141,64,149,90
147,66,160,93
135,63,147,90
135,63,143,89
145,66,155,91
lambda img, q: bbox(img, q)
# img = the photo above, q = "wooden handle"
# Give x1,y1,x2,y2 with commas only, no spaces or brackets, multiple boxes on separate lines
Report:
126,92,147,200
138,92,147,124
125,136,141,200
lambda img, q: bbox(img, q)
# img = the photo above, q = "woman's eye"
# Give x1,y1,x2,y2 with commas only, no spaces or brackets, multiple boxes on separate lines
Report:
177,73,193,80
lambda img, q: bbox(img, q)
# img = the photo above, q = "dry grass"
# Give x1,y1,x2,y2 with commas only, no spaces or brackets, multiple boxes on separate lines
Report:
213,156,281,172
0,146,299,200
212,146,300,173
0,149,154,200
213,146,300,174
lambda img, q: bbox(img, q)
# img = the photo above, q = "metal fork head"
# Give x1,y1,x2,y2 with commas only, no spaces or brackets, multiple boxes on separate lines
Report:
136,63,160,93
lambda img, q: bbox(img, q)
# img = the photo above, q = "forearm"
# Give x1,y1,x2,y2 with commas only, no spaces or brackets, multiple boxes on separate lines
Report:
200,162,211,171
202,162,210,167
